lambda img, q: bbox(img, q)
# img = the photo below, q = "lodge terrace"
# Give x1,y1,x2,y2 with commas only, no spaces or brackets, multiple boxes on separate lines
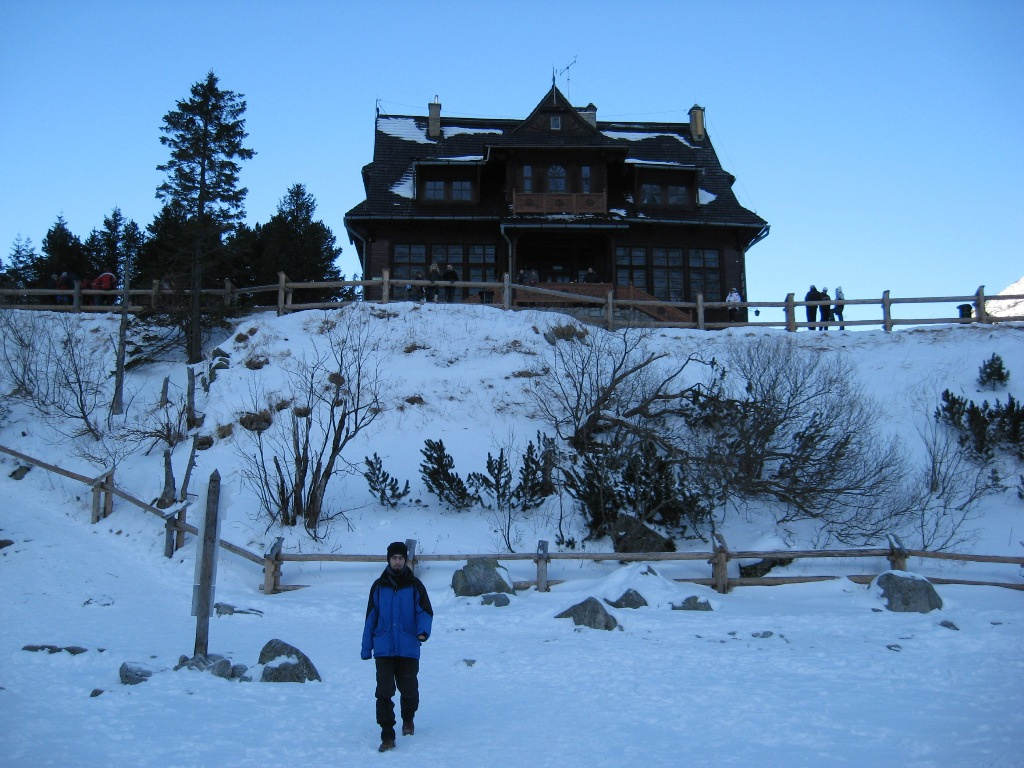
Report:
343,85,768,325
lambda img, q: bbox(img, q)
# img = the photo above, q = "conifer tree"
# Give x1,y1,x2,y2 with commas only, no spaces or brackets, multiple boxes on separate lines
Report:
156,71,254,362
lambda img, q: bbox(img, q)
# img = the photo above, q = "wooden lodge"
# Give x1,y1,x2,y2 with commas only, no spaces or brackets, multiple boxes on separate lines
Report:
343,85,769,323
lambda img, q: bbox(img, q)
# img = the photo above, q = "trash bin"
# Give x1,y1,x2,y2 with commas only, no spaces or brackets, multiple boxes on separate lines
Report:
957,303,973,319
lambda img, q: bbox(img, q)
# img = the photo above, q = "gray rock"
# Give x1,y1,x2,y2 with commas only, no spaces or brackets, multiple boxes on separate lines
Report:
481,593,511,607
208,658,234,678
258,639,321,683
609,515,675,554
873,571,943,613
452,558,515,597
230,663,249,679
939,620,960,631
119,661,153,685
555,597,618,631
605,588,648,609
671,595,713,611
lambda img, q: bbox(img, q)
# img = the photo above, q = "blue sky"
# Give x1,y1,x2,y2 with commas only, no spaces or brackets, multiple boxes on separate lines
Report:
1,1,1021,313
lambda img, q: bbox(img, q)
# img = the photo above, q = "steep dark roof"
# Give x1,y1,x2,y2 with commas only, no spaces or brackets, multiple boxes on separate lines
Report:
345,87,766,233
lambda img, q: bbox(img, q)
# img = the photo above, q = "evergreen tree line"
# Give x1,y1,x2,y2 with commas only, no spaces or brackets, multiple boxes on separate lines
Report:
2,72,353,334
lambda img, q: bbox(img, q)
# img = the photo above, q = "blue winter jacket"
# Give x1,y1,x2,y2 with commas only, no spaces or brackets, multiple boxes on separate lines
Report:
361,565,433,660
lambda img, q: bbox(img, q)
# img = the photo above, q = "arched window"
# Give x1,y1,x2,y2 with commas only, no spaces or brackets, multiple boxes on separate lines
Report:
547,165,567,193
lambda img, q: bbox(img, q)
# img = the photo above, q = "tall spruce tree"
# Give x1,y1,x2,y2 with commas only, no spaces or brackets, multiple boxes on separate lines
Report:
83,207,145,281
41,215,89,287
5,235,37,289
156,71,254,362
250,184,343,305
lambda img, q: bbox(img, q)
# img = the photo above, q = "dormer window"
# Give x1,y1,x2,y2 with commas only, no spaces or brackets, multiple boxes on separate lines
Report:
424,180,445,201
549,115,561,130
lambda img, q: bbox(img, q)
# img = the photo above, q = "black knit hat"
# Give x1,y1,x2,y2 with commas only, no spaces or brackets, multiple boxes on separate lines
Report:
387,541,408,560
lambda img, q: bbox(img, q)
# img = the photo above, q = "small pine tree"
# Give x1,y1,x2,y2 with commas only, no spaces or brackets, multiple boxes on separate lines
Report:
978,353,1010,390
468,449,515,512
363,453,410,507
419,439,475,510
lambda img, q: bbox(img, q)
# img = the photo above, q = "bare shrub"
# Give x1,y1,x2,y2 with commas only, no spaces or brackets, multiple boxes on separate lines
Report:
237,309,386,538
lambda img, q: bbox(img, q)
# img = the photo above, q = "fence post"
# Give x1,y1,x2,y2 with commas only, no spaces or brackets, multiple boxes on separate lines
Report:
711,533,730,593
535,539,550,592
176,503,188,551
605,291,615,330
695,293,705,330
151,280,160,308
975,285,988,323
881,290,892,332
502,273,512,309
223,278,233,308
382,269,391,304
90,469,114,523
785,293,796,332
72,280,82,312
263,537,284,594
406,538,417,569
277,272,288,316
193,470,221,658
164,511,178,558
886,534,908,571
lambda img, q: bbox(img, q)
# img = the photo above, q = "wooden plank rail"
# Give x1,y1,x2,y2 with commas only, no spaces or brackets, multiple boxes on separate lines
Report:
0,443,263,566
2,277,1021,332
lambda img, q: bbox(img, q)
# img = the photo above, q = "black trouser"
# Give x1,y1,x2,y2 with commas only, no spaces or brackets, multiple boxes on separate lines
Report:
375,656,419,739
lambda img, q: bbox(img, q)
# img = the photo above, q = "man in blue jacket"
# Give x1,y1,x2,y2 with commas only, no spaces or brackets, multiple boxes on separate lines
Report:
361,541,433,752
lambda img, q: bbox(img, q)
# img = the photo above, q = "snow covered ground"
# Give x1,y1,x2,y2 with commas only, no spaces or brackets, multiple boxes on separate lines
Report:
2,304,1023,767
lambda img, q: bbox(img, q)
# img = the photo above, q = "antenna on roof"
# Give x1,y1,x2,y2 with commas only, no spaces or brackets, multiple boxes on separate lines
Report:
558,55,577,101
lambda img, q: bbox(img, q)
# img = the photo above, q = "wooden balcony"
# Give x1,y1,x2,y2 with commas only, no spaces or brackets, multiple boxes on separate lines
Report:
512,191,607,215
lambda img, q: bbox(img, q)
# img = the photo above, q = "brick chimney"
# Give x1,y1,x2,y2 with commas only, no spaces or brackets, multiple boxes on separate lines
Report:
428,96,441,139
688,104,705,141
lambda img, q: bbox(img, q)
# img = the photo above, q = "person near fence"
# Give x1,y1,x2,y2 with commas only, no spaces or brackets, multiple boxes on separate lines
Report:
93,269,117,306
583,267,601,284
442,264,459,303
833,286,845,330
55,271,72,305
361,541,433,753
804,285,821,330
427,263,441,302
818,287,833,331
726,287,742,322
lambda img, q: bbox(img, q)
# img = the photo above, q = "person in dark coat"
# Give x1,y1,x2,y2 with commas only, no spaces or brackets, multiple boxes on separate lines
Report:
819,287,833,331
361,541,433,752
442,264,459,303
804,285,821,330
583,267,601,283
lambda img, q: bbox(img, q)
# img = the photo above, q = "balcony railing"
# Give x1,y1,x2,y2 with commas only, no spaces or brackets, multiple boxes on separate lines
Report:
512,191,607,215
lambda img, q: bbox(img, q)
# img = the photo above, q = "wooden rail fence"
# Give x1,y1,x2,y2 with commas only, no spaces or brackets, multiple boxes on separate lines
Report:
259,536,1024,595
1,275,1021,332
4,445,1020,595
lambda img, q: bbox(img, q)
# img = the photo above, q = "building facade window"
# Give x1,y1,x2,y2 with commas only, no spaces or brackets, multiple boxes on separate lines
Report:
547,165,567,193
550,115,561,130
523,165,533,193
615,246,648,289
393,244,427,281
468,244,498,296
581,165,591,193
651,247,684,301
451,180,472,201
688,248,721,301
431,244,464,268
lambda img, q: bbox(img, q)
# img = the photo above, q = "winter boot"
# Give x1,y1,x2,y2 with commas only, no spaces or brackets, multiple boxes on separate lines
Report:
402,720,415,736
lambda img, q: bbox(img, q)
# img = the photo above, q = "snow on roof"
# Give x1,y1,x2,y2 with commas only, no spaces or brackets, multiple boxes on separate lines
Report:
602,130,695,148
378,117,431,144
625,159,685,167
442,126,503,138
390,166,415,198
434,155,485,162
